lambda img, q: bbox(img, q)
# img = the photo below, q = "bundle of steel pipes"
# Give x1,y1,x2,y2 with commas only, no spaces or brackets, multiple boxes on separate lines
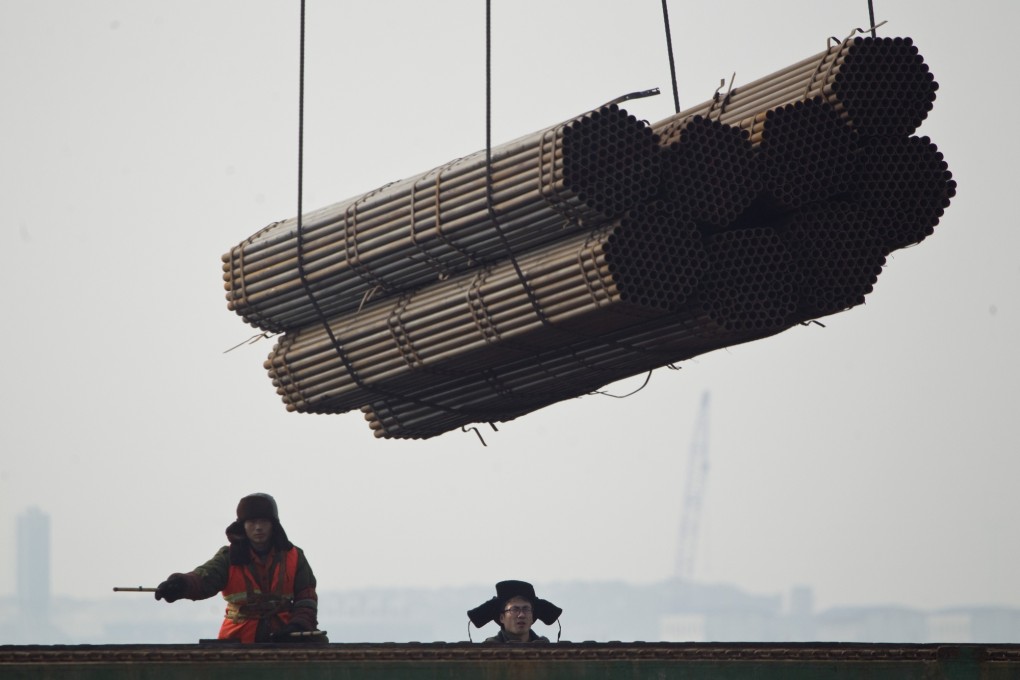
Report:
659,116,760,226
755,98,859,210
223,34,956,440
222,105,660,333
652,35,936,143
265,201,710,415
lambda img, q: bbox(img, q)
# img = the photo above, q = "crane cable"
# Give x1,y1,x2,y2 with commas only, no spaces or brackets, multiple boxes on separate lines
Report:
660,0,681,114
292,0,487,440
484,1,672,402
288,0,884,429
482,1,625,391
293,0,879,425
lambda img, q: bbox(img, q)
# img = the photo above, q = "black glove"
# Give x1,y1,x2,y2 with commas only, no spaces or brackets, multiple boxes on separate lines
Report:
154,575,187,603
270,623,304,642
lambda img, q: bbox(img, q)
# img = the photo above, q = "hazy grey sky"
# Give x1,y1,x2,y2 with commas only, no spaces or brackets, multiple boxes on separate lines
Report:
2,0,1016,626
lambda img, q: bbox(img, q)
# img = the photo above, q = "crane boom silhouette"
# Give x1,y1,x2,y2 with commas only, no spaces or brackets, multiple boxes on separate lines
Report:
674,391,710,581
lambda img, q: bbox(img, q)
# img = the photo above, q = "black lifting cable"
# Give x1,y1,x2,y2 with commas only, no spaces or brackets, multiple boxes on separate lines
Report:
660,0,681,114
290,0,668,436
292,0,479,436
483,2,673,404
868,0,877,37
484,0,550,331
482,2,601,387
483,3,571,388
293,0,364,403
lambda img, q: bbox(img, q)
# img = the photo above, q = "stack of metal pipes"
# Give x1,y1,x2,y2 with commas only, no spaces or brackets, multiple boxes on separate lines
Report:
222,34,956,440
222,105,660,333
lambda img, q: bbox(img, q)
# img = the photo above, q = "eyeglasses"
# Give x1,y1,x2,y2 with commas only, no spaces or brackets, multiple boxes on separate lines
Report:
503,605,533,616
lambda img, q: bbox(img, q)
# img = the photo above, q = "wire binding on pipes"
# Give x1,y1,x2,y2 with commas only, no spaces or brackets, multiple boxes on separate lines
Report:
481,3,638,398
811,25,871,101
343,185,397,292
660,0,681,113
805,40,841,100
293,0,367,402
604,87,661,107
703,74,737,123
484,0,548,329
482,7,675,390
479,2,601,386
223,331,274,354
292,0,469,423
592,370,653,399
436,159,485,269
462,425,488,447
480,4,616,383
719,73,736,115
826,22,888,49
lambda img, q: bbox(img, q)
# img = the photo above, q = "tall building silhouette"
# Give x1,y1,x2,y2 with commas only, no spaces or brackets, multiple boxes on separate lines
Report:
17,506,51,624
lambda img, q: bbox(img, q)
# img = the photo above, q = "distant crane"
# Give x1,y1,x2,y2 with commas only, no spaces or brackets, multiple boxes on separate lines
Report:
673,390,710,582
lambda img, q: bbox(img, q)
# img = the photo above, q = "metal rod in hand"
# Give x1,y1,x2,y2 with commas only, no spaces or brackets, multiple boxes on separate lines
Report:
113,586,157,592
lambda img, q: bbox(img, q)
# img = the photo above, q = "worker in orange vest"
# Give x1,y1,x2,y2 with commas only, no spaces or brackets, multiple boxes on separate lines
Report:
154,493,322,643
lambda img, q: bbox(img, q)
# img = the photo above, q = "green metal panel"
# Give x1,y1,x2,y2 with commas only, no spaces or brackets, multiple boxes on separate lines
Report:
2,642,1020,679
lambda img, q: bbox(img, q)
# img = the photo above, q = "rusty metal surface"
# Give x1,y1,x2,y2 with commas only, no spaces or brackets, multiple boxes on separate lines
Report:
0,641,994,664
6,643,1020,680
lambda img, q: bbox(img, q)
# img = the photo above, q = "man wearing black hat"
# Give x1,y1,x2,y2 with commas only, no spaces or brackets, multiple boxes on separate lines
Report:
154,493,321,643
468,580,562,643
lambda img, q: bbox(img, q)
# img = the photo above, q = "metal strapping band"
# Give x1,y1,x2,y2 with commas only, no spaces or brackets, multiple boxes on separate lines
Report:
464,264,546,357
238,220,284,331
244,219,280,246
434,156,482,272
803,46,838,101
466,267,500,344
806,29,864,102
577,226,612,308
537,121,585,227
386,292,422,369
232,246,247,308
233,246,272,331
717,73,737,119
273,335,299,405
231,246,259,328
410,167,453,278
814,24,886,108
705,79,726,123
662,113,690,146
343,186,390,291
670,113,700,146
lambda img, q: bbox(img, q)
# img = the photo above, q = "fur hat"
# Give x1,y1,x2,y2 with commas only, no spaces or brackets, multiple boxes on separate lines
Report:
467,580,562,627
225,493,292,563
236,492,279,521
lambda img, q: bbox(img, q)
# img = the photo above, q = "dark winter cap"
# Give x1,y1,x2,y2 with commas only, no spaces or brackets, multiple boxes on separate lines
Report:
225,493,291,562
236,492,279,521
467,580,562,628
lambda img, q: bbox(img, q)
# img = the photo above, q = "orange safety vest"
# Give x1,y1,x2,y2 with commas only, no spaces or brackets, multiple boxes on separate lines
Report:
217,546,299,642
